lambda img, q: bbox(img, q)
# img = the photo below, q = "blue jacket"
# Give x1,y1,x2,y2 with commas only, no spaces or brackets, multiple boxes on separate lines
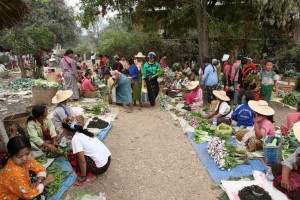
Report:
231,103,255,127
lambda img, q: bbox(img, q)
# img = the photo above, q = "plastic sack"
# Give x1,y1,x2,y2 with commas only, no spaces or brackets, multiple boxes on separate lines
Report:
81,193,106,200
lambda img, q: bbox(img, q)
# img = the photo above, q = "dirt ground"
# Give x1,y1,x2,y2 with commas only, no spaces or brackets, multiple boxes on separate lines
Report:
0,72,295,200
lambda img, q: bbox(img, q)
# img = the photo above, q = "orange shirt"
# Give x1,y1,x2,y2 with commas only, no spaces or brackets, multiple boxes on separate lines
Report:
0,157,46,200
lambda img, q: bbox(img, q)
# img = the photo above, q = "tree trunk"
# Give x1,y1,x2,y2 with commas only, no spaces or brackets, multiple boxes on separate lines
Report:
12,27,26,78
194,0,209,61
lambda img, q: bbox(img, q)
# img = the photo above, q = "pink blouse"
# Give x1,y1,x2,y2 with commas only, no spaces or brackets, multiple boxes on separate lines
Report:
185,87,203,106
259,118,276,138
81,78,95,94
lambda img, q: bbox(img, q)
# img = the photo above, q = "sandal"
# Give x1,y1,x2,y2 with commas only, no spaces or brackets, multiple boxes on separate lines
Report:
75,176,97,186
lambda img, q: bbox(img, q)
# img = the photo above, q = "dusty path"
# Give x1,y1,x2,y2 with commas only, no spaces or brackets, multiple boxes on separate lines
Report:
63,107,221,200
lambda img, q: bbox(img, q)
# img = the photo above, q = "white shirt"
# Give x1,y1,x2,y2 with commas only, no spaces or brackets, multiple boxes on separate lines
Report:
215,101,232,118
72,132,111,168
0,64,7,72
91,55,95,60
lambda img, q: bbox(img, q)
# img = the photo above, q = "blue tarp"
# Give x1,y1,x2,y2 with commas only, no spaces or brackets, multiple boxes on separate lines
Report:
47,158,77,200
186,131,268,183
97,123,112,141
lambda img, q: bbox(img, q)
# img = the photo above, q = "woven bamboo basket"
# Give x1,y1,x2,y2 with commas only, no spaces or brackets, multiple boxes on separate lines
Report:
3,112,30,137
32,87,58,106
277,82,293,93
281,77,299,90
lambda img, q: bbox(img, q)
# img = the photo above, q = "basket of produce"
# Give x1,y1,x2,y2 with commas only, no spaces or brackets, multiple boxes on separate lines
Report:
3,112,30,137
32,79,59,105
277,82,294,93
263,135,282,165
281,92,300,108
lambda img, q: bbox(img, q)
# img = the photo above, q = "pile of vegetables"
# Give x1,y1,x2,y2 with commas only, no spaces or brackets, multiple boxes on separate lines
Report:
46,147,64,158
281,92,300,107
207,137,249,170
87,117,110,129
33,79,59,88
47,162,71,198
155,68,165,77
7,78,35,90
87,103,109,115
35,155,47,164
214,123,233,141
282,131,298,160
283,70,300,78
238,185,272,200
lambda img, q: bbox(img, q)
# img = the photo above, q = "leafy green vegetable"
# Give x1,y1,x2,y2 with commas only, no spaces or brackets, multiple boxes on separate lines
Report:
35,155,47,164
46,147,64,158
33,79,59,88
87,103,109,115
155,68,165,77
282,131,299,160
7,78,35,90
281,92,300,107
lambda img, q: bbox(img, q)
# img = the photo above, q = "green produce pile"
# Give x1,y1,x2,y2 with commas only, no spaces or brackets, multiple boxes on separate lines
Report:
7,78,35,90
283,70,300,78
281,92,300,107
47,162,71,198
35,155,47,164
87,103,109,115
223,145,249,169
155,68,165,77
215,123,232,141
244,74,259,83
46,147,64,158
282,131,298,160
33,79,59,88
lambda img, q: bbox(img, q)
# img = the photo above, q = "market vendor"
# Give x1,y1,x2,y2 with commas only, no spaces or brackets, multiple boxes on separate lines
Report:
52,90,75,144
272,122,300,200
287,102,300,131
0,136,54,199
231,92,256,127
206,90,232,125
62,117,111,186
184,81,203,107
81,71,98,98
170,72,183,97
248,100,275,139
27,105,58,152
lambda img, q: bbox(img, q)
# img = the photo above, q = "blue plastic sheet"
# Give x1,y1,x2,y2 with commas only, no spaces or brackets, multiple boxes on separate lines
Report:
185,131,268,183
47,158,77,200
97,123,112,141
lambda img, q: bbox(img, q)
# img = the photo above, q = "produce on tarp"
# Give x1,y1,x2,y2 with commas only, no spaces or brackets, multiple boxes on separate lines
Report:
7,78,35,90
282,131,298,160
208,137,249,170
86,103,110,115
46,162,71,198
238,185,272,200
281,92,300,107
87,117,109,129
35,155,48,164
46,147,64,158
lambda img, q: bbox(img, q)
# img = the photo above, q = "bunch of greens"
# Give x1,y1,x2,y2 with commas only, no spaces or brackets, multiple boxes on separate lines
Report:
7,78,35,91
87,103,110,115
33,79,59,88
47,162,71,198
282,131,299,160
46,147,64,158
244,74,259,83
194,118,213,143
281,92,300,107
35,155,47,164
155,68,165,77
283,70,300,78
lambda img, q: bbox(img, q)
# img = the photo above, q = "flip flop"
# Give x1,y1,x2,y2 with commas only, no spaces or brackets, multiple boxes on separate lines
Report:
75,176,97,186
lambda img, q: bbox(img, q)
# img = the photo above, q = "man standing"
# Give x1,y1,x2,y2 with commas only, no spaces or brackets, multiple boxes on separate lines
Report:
91,53,96,66
231,54,243,105
202,58,218,103
60,49,80,100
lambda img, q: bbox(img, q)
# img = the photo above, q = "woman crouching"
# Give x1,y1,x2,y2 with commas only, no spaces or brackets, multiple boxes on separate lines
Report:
62,117,111,186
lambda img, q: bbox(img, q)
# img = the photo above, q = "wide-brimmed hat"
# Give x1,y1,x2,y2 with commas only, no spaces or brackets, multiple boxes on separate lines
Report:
221,54,230,62
293,122,300,142
135,52,146,58
248,100,275,116
213,90,230,101
187,81,199,90
52,90,73,104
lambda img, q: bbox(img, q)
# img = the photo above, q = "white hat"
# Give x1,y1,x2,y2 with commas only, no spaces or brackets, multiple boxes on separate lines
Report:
49,58,56,62
213,90,230,101
187,81,199,90
221,54,230,62
293,122,300,142
212,59,218,65
135,52,146,58
52,90,73,104
248,100,275,116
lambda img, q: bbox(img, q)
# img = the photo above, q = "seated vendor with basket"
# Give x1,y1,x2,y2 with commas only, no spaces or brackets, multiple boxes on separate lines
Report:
206,90,232,125
169,72,183,97
27,105,58,153
183,81,203,111
271,122,300,200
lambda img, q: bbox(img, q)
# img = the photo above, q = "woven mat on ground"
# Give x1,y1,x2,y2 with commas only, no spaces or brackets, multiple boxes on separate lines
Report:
185,131,268,183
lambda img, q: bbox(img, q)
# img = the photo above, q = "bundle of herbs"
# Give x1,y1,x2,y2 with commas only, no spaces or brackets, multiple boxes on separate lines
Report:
87,103,109,115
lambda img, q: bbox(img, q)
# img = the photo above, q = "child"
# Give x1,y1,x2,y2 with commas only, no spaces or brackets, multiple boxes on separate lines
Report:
104,70,116,105
255,60,278,103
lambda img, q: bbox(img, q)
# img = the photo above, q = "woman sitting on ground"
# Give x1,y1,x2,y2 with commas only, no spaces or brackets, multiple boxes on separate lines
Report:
170,72,183,97
272,122,300,200
206,90,232,125
62,117,111,186
231,92,256,127
0,136,54,199
27,105,58,152
81,71,98,98
184,81,203,109
52,90,75,144
248,100,275,139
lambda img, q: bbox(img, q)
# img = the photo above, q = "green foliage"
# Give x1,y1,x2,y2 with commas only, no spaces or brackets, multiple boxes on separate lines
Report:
0,54,10,63
24,27,55,53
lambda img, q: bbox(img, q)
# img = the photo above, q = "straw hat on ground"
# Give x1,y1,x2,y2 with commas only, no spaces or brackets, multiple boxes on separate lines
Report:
293,122,300,142
213,90,230,101
135,52,146,58
248,100,275,116
52,90,73,104
187,81,199,90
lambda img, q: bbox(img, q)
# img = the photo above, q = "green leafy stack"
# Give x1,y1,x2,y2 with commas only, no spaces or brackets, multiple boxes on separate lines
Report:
281,92,300,107
33,79,59,88
87,103,109,115
282,131,299,160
